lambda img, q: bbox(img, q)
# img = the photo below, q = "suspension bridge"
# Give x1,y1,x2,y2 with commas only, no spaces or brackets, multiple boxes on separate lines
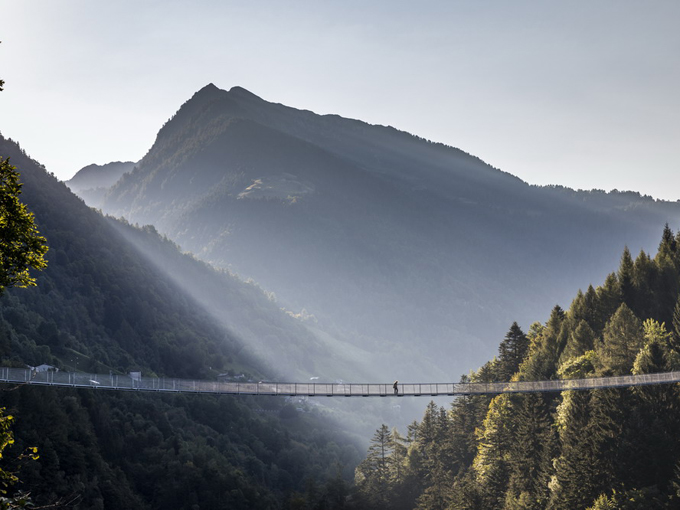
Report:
2,366,680,397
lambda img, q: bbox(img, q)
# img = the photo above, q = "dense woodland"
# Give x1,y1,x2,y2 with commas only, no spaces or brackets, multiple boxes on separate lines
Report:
0,135,365,509
355,225,680,509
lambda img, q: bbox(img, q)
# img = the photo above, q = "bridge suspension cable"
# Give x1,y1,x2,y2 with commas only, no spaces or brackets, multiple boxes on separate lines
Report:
3,367,680,397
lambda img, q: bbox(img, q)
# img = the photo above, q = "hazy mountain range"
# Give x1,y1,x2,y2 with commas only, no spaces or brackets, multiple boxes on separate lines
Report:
0,133,367,508
3,81,680,508
69,83,680,382
66,160,137,205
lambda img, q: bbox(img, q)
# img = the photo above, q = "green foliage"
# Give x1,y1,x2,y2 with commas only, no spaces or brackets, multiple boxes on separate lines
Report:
0,135,363,508
597,303,644,375
0,158,48,293
672,296,680,352
355,425,394,508
357,224,680,509
558,350,597,379
496,323,529,382
518,306,566,381
0,408,37,509
561,320,597,363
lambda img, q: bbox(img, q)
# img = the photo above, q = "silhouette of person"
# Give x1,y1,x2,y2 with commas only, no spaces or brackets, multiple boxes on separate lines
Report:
393,380,399,395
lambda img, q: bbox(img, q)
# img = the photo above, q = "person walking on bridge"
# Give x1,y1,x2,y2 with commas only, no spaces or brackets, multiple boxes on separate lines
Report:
393,380,399,395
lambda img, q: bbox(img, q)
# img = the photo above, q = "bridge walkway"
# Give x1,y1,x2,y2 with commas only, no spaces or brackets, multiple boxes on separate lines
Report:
3,367,680,397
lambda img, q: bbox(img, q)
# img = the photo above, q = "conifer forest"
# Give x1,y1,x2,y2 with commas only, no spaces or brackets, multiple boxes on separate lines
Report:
353,226,680,509
2,22,680,506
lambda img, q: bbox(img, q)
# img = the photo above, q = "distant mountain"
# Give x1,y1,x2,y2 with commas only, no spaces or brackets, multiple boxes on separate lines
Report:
67,160,136,191
94,84,680,381
0,135,364,508
66,160,136,204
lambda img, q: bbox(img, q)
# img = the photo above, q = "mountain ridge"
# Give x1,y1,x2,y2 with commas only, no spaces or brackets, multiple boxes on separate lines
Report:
0,133,368,508
73,84,680,382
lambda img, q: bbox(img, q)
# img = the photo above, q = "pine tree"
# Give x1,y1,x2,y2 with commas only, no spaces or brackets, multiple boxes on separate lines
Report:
449,394,483,474
549,390,606,510
497,322,529,382
595,273,621,335
597,303,644,375
632,249,655,318
659,223,677,256
561,320,597,365
355,424,395,508
588,388,632,491
618,247,635,309
569,286,598,330
413,402,456,510
390,428,407,487
473,394,513,508
628,320,680,490
653,251,679,326
520,306,566,381
671,295,680,353
506,394,555,510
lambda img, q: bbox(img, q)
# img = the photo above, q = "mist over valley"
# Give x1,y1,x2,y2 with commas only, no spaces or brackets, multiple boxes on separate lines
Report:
70,83,680,385
2,84,679,510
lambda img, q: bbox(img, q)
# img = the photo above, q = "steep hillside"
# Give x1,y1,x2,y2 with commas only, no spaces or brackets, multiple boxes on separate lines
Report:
355,225,680,509
0,135,364,509
85,84,680,381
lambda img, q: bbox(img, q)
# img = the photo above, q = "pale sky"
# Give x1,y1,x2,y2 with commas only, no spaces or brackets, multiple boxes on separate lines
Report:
1,1,679,199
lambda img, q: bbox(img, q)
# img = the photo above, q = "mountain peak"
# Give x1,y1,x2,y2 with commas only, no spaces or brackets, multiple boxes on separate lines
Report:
190,82,224,103
199,82,219,92
228,85,260,98
191,84,261,102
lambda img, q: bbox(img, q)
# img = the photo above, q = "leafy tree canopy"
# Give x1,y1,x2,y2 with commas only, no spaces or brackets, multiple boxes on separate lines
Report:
0,157,48,293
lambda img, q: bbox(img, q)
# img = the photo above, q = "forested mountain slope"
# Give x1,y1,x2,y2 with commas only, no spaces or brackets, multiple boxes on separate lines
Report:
104,218,372,383
81,84,680,381
355,225,680,509
0,134,363,509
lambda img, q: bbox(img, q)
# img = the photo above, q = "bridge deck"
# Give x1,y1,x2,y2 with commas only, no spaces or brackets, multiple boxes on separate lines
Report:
3,367,680,397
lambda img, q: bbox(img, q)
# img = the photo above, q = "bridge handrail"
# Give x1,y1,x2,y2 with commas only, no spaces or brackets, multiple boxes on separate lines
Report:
3,367,680,397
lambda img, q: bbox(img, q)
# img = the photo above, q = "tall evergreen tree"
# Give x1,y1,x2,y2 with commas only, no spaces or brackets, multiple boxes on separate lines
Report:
473,395,513,508
570,286,598,330
595,273,621,335
520,306,566,381
561,319,597,363
659,223,677,256
618,247,635,309
629,320,680,490
597,303,644,375
671,295,680,353
497,322,529,382
411,402,457,510
653,251,679,326
505,394,555,510
355,424,395,508
549,390,606,510
632,249,655,318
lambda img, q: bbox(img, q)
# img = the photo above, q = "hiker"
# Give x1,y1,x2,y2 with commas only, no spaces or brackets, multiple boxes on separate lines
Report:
393,380,399,395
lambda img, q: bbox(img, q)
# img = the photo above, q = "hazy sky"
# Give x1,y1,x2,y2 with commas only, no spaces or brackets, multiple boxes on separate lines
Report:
1,1,679,199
